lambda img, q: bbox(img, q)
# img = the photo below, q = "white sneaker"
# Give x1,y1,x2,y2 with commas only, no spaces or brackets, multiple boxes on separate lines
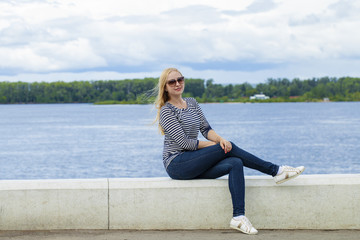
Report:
230,216,258,235
274,166,305,184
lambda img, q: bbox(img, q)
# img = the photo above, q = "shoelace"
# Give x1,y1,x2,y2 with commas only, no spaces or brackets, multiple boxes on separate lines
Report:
282,166,300,173
239,216,253,229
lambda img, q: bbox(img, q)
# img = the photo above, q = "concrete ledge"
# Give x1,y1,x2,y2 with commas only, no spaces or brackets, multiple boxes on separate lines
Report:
1,174,359,230
0,179,109,230
245,174,360,229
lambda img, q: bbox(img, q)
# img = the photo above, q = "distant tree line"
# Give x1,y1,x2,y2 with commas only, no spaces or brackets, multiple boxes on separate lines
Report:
0,76,359,104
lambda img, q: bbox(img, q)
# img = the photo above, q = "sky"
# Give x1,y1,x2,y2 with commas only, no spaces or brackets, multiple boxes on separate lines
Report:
1,0,360,84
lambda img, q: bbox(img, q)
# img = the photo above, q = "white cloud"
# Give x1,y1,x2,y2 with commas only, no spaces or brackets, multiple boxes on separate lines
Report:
0,0,360,83
0,38,106,73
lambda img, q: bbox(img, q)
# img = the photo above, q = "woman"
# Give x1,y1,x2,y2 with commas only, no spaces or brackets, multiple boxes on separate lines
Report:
154,67,305,235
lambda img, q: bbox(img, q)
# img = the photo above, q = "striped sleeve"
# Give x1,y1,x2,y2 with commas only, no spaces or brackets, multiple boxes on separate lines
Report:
194,100,212,139
159,106,199,150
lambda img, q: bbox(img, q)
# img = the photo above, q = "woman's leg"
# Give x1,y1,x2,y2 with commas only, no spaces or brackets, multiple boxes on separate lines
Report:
227,142,279,177
166,144,228,180
197,157,245,217
165,142,279,218
166,142,279,179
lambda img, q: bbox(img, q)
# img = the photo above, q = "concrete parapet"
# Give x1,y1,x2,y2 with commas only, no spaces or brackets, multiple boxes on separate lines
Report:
0,174,359,230
109,177,231,230
245,174,360,229
0,179,109,230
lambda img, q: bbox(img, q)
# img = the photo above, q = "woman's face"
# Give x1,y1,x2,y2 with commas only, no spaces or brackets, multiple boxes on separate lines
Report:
165,71,185,99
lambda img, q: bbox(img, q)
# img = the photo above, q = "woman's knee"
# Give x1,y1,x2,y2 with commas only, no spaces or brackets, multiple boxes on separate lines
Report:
234,158,244,169
229,141,240,149
228,141,246,156
227,158,244,177
227,157,243,168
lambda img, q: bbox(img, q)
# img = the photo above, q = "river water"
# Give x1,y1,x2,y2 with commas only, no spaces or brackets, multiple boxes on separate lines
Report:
0,102,359,180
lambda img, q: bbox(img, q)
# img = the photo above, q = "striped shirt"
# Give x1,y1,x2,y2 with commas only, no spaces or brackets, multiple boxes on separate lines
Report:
159,97,212,169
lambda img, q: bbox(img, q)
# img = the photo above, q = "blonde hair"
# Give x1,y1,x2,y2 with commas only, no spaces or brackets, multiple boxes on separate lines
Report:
154,67,182,135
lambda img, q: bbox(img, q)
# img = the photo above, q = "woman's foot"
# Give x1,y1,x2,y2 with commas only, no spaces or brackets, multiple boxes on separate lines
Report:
274,166,305,184
230,215,258,235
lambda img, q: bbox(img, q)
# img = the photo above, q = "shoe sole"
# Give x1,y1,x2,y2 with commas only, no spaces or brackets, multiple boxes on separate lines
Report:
276,167,305,184
230,225,258,235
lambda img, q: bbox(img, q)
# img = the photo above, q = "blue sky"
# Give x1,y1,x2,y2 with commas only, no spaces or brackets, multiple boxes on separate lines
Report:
1,0,360,84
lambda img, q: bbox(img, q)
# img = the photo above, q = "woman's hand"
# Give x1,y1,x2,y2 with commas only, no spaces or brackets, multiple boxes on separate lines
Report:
206,130,232,153
219,137,232,154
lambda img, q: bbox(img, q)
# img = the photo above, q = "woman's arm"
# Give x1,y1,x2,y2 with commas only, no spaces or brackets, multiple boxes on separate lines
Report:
193,98,232,153
197,140,216,149
160,107,198,151
198,129,232,153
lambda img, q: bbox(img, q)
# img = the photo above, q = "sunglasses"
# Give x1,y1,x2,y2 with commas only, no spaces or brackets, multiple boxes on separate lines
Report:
167,76,185,87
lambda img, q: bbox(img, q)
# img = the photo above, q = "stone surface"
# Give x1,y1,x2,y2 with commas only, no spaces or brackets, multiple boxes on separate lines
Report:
1,174,359,230
109,175,360,230
109,178,232,229
0,179,108,230
1,230,360,240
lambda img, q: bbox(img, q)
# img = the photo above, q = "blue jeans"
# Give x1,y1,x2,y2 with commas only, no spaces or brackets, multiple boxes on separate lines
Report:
166,142,279,217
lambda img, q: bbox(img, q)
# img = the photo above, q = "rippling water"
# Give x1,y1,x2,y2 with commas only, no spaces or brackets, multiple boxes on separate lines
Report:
0,102,359,180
